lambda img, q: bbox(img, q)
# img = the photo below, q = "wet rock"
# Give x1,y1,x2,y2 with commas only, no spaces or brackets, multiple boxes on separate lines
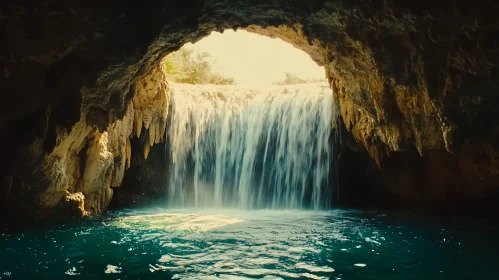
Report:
62,191,89,218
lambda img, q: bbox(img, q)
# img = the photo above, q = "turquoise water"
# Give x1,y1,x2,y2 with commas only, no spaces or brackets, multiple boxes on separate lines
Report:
0,208,497,279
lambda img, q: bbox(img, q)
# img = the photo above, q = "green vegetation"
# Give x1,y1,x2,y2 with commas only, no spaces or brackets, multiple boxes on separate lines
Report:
164,46,236,85
273,72,327,85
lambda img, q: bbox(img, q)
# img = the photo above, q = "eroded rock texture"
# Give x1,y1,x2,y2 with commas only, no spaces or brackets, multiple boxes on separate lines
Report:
0,59,170,222
1,0,498,220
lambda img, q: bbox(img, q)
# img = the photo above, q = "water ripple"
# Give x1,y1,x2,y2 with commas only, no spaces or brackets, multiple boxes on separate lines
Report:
0,209,497,279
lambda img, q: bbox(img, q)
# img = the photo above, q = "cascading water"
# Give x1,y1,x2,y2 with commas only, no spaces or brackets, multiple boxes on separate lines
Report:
166,82,336,209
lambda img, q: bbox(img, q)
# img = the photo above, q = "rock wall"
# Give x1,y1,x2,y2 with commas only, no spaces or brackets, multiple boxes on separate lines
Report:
1,0,498,220
0,62,170,222
110,137,169,210
337,122,499,215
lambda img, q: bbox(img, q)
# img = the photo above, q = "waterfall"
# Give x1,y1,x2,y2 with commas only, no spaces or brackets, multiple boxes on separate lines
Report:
166,82,336,209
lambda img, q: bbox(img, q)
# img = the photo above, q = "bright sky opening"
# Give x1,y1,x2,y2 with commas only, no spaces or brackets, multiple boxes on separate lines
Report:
185,30,325,86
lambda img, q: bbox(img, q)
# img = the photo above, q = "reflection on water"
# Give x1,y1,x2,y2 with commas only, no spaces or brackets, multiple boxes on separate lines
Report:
0,209,497,279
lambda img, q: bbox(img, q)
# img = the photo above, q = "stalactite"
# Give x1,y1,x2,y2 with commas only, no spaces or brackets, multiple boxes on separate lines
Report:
160,120,166,138
149,122,156,147
126,137,131,170
130,62,171,160
143,113,152,130
135,111,143,138
155,119,161,144
133,110,138,137
144,142,151,160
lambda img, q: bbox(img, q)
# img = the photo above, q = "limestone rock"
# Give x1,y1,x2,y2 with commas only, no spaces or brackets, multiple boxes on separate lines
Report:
79,132,114,214
132,63,171,155
63,191,89,218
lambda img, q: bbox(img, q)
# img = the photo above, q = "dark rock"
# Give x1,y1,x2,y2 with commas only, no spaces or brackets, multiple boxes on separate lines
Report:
110,136,169,209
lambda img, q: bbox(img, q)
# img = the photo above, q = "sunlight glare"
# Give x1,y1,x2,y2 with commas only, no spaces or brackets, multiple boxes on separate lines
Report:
113,212,244,233
185,30,325,86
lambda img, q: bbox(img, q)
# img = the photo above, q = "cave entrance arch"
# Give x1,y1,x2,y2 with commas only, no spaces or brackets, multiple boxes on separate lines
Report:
3,1,494,220
111,28,339,210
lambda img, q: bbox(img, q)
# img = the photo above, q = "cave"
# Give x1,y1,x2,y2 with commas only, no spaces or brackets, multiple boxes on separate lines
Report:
110,30,338,211
1,0,499,278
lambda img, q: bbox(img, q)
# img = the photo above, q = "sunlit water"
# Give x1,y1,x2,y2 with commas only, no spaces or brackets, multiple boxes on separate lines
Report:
167,83,336,209
1,209,497,279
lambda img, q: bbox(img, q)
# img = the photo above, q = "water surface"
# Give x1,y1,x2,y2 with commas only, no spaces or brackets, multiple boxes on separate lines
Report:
0,208,497,279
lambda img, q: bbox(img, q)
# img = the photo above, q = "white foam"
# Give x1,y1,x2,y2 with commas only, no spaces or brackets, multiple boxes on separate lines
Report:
104,264,121,274
302,273,327,279
365,237,381,245
167,82,336,209
296,262,335,272
65,267,79,276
